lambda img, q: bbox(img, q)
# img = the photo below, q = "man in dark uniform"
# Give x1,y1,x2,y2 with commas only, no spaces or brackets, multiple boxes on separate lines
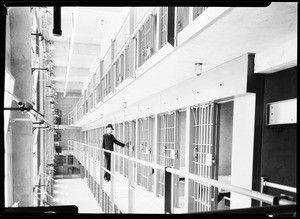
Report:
102,124,129,181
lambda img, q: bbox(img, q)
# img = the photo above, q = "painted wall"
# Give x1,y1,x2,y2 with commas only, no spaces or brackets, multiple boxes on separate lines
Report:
261,66,297,197
230,93,256,209
217,101,233,176
55,93,80,125
82,53,250,131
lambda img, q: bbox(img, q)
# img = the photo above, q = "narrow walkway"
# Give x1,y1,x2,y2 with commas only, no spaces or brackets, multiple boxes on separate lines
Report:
50,177,103,213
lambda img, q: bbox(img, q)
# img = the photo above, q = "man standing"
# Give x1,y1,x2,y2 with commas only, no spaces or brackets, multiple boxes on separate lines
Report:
102,124,129,181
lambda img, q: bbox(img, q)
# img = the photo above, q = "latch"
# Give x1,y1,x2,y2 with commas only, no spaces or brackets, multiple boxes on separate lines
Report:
193,146,198,159
175,150,179,159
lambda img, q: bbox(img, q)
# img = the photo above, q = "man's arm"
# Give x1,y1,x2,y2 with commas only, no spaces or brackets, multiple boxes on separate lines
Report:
112,135,125,147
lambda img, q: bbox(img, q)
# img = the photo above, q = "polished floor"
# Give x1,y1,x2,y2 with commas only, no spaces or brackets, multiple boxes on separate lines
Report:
50,177,103,213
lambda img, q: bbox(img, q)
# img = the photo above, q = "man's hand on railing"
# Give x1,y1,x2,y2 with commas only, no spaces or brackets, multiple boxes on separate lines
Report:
125,142,130,147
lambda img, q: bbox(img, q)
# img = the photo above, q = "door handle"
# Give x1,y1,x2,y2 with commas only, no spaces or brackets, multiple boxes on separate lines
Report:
193,146,198,159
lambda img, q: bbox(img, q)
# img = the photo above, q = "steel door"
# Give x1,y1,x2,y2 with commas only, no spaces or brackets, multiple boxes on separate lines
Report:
191,102,218,212
137,117,154,191
157,111,180,197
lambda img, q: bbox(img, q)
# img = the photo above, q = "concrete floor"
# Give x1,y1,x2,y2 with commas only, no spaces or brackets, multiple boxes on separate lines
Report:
50,177,103,213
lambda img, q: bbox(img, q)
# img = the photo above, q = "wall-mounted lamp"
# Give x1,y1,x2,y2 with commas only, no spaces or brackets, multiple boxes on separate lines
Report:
195,63,203,76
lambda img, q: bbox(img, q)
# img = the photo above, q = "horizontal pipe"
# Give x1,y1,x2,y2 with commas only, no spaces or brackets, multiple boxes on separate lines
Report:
264,181,296,193
199,204,296,215
80,144,164,170
166,167,295,206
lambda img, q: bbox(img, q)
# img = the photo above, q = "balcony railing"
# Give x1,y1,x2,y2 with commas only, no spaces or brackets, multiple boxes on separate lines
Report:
68,140,296,214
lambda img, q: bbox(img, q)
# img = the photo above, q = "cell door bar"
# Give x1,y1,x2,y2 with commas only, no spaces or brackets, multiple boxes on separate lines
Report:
191,103,216,212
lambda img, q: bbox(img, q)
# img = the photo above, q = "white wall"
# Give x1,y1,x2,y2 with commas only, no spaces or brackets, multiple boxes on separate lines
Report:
230,93,256,209
82,53,251,131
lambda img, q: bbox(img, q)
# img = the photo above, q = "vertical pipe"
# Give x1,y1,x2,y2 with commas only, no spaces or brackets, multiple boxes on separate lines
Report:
52,6,62,36
164,167,172,214
153,115,158,197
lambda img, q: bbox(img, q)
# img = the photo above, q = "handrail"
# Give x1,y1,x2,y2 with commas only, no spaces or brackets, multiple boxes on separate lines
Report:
68,141,296,207
263,180,296,194
166,167,295,206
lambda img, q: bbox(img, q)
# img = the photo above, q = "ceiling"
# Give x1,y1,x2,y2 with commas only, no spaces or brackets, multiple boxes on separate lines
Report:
46,7,128,95
74,2,297,127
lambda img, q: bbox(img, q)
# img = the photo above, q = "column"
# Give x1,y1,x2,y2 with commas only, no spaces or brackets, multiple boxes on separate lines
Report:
10,7,33,206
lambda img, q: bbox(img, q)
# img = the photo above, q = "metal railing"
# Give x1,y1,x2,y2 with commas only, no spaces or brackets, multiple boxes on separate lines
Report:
68,140,296,214
261,177,296,194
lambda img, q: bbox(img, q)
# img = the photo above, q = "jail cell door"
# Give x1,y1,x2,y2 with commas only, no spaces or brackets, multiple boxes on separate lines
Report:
157,111,180,197
137,117,154,191
124,120,136,178
191,102,218,212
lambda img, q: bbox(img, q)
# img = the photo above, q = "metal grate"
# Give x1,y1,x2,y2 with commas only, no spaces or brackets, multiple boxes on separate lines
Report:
137,117,154,191
124,121,136,177
191,102,217,212
114,123,123,173
160,7,168,48
157,112,176,197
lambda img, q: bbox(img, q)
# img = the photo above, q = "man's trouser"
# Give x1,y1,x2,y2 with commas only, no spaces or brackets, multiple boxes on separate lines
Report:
104,152,111,180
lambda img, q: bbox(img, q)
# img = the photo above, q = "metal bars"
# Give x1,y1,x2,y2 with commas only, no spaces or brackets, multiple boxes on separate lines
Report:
157,112,176,197
124,121,136,177
191,103,217,212
137,117,154,191
160,7,168,48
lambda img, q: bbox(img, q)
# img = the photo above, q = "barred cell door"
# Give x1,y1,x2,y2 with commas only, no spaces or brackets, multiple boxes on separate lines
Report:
124,120,136,178
157,111,180,198
137,117,154,191
191,102,218,212
114,123,123,173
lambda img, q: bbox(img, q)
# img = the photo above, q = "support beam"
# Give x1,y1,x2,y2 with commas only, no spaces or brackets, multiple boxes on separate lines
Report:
255,38,297,74
64,8,80,97
230,93,256,209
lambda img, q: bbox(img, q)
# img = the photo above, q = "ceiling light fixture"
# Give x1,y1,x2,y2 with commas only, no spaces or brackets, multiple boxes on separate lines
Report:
195,63,203,76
